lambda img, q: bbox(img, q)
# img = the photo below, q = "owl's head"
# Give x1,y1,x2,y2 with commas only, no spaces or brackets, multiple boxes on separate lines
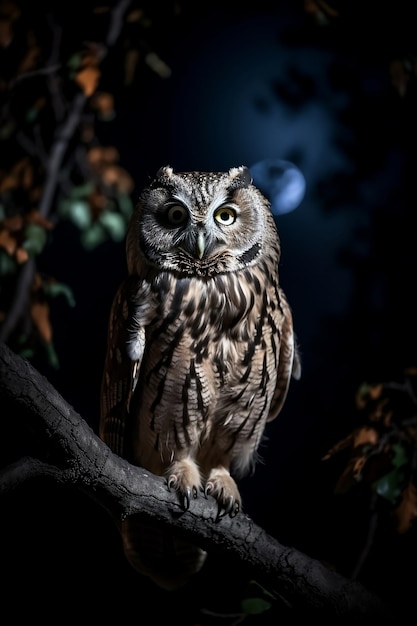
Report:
127,165,280,277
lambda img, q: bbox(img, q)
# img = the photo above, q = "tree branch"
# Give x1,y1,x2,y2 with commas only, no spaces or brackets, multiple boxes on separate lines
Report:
0,342,398,620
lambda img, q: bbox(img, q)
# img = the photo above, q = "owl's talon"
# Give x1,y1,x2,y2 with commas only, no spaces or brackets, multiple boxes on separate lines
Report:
204,484,212,498
216,507,227,521
183,487,192,509
167,476,176,491
223,495,234,515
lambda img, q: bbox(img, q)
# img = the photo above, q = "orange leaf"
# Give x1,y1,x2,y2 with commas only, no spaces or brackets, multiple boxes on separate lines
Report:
394,482,417,534
15,246,28,264
31,300,52,343
334,455,366,494
322,432,354,460
91,91,114,118
101,165,134,194
3,214,23,231
353,426,379,448
0,157,32,193
75,66,100,97
0,229,17,255
27,210,53,230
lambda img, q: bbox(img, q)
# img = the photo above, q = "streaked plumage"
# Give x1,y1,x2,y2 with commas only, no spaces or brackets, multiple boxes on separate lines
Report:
100,165,301,590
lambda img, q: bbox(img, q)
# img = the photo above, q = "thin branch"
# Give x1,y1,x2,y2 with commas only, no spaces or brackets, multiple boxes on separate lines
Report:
0,0,132,344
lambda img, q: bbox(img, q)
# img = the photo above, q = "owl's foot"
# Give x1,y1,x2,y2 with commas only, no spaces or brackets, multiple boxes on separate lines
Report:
204,468,241,519
166,458,202,510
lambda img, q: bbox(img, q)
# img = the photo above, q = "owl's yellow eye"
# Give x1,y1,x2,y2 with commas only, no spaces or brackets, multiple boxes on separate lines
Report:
166,204,188,225
214,206,236,226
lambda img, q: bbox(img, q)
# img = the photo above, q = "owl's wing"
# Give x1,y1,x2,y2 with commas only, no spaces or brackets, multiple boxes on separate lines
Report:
100,276,142,458
267,288,301,422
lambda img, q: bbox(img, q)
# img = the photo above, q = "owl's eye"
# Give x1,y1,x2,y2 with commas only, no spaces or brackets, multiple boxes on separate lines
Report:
214,206,236,226
166,204,188,225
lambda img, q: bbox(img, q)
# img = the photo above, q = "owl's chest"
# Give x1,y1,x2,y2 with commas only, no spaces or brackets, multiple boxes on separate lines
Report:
149,272,256,340
142,271,273,384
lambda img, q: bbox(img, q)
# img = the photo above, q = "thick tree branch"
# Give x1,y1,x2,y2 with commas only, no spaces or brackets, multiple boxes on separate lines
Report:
0,342,398,620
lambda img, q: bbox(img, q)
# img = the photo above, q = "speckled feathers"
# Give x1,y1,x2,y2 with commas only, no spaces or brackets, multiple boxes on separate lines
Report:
100,165,300,590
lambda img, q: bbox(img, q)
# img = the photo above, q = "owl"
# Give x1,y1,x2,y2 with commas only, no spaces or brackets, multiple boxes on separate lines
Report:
100,165,301,590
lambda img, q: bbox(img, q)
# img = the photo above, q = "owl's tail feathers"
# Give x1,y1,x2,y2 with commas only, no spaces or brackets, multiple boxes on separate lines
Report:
120,517,207,591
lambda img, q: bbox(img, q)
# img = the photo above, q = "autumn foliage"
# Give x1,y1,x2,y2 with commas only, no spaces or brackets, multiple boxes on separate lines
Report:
0,0,175,365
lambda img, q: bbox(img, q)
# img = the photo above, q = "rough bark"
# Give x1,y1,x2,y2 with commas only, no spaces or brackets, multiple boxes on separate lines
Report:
0,341,397,621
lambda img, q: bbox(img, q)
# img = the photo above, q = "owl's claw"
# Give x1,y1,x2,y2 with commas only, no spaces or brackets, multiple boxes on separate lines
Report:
216,496,239,520
183,487,192,509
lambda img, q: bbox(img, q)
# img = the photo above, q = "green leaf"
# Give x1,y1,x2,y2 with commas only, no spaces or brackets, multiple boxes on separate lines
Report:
99,210,126,241
68,200,92,230
23,223,48,256
373,469,404,503
80,222,107,249
0,249,17,275
44,341,60,370
44,282,76,307
118,193,134,218
69,182,95,199
391,443,409,468
67,52,83,72
18,346,35,360
241,597,272,615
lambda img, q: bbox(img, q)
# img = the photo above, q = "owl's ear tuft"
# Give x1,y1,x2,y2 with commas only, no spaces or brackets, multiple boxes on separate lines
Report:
228,166,252,187
156,165,174,179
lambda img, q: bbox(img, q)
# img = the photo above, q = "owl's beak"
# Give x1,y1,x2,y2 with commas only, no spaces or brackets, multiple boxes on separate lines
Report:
197,231,206,259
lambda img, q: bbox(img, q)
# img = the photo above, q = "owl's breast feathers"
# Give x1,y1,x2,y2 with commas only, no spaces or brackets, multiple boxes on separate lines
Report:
118,255,298,477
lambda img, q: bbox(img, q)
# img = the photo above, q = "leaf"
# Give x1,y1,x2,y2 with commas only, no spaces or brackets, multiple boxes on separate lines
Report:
241,597,272,615
44,282,76,307
145,52,171,78
99,210,126,241
80,222,107,249
44,340,60,370
31,300,52,343
118,193,134,218
75,66,100,97
91,92,115,120
373,469,404,503
67,200,92,230
394,482,417,534
23,223,48,256
353,426,379,448
391,443,409,469
101,164,134,194
240,580,274,614
322,432,354,460
334,454,367,493
0,249,17,275
355,382,383,409
69,182,95,199
67,51,83,73
0,228,17,256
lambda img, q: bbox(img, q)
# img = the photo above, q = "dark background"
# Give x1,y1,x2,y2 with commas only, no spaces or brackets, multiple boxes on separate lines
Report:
2,1,417,622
